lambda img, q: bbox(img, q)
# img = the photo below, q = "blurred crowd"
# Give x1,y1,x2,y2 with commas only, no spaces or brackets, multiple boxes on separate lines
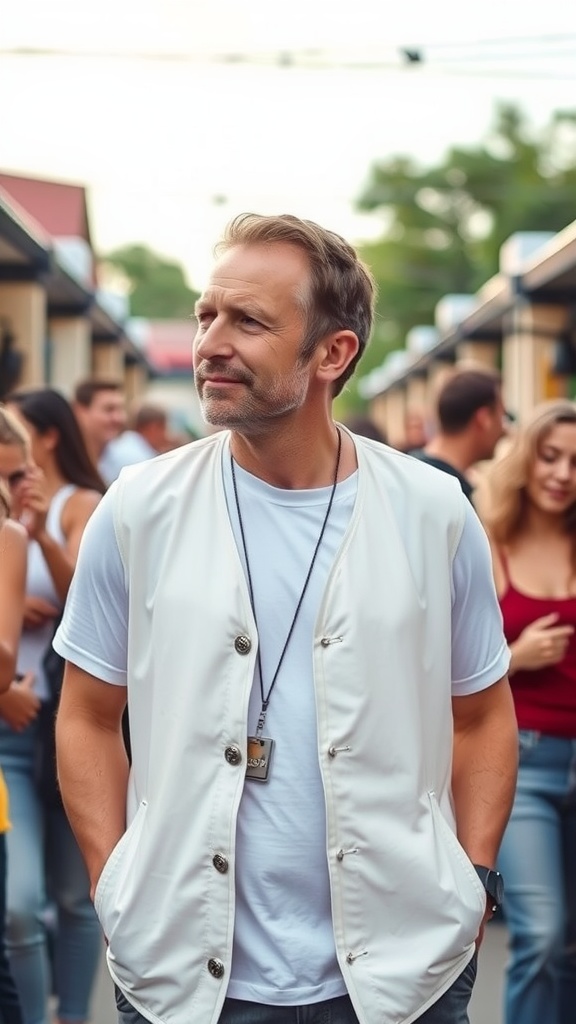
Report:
0,365,575,1024
0,380,186,1024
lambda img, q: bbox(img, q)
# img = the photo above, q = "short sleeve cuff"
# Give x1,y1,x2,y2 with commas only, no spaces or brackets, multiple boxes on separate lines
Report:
452,640,511,697
53,630,127,687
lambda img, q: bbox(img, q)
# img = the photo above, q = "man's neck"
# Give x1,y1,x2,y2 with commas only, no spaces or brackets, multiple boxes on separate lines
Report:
423,435,475,475
84,436,105,465
229,422,357,489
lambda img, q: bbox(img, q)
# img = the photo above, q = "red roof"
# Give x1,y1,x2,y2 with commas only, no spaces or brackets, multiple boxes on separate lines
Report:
0,184,52,248
0,173,91,245
142,320,195,372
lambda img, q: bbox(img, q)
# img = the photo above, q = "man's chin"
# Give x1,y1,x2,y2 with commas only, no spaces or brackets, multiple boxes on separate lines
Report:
200,409,265,436
200,408,239,430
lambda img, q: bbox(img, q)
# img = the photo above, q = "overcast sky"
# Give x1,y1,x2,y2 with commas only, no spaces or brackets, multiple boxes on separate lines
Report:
2,0,576,286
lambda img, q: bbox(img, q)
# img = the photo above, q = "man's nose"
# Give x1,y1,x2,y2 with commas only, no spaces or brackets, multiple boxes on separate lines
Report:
194,319,234,360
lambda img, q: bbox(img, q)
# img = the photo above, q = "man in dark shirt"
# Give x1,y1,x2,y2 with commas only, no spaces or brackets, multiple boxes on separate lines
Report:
410,366,507,502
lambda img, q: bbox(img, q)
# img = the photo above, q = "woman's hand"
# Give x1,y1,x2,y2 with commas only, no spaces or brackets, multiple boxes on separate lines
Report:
0,673,40,731
18,467,50,541
23,596,59,631
510,613,574,673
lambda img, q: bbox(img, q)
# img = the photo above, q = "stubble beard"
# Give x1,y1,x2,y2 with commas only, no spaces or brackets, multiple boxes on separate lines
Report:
199,364,310,434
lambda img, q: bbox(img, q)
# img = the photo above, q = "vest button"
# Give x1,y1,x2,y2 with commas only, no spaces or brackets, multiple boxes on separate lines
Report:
207,957,225,979
213,854,229,874
234,635,252,655
224,744,243,766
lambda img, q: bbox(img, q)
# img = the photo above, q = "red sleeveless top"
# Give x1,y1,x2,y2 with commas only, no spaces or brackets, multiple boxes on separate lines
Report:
499,552,576,738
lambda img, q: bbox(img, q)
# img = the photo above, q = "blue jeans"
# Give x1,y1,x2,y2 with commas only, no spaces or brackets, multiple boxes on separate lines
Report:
0,719,102,1024
0,833,23,1024
114,956,477,1024
498,731,576,1024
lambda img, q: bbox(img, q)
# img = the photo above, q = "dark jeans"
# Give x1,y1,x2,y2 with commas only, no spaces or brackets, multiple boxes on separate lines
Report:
114,955,477,1024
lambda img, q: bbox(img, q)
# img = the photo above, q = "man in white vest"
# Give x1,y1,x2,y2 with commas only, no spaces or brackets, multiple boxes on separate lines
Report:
54,214,518,1024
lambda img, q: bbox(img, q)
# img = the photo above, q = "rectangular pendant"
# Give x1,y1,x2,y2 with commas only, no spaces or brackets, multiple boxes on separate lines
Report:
246,736,274,782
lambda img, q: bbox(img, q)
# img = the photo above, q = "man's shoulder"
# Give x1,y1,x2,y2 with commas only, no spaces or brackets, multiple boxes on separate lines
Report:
357,435,462,492
408,449,458,477
355,435,467,546
110,432,226,542
109,431,154,459
405,449,473,500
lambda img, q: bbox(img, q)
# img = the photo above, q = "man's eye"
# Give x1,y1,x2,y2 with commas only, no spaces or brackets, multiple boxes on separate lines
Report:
196,312,214,327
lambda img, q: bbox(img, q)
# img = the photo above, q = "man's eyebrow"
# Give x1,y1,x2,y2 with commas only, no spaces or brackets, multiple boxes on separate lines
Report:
195,295,273,321
233,301,272,321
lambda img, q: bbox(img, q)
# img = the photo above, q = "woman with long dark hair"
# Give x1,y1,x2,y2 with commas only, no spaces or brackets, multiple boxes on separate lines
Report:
478,399,576,1024
0,388,105,1024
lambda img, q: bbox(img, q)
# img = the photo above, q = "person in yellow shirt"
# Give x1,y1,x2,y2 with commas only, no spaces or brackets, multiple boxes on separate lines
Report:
0,475,26,1024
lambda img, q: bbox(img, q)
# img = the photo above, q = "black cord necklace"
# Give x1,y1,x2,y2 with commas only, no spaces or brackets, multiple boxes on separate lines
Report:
230,427,343,781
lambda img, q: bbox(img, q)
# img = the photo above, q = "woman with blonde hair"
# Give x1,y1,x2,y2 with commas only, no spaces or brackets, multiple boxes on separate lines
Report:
0,392,105,1024
478,398,576,1024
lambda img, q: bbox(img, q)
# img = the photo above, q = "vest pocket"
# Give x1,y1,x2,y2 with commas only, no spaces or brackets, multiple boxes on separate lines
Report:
94,800,148,933
427,791,486,913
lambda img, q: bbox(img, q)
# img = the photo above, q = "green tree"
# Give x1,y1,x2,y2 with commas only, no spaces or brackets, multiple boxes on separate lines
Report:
353,103,576,401
101,244,199,318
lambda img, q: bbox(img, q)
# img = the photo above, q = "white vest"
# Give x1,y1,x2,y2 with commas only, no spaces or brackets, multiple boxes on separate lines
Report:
94,430,487,1024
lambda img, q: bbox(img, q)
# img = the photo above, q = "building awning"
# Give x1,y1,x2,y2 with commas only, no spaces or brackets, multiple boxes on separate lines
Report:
0,189,51,278
520,221,576,301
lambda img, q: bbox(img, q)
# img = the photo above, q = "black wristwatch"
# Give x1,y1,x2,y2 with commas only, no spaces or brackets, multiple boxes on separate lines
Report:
474,864,504,912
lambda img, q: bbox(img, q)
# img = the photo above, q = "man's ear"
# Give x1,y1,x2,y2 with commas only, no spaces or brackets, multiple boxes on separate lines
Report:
315,330,359,387
474,406,491,432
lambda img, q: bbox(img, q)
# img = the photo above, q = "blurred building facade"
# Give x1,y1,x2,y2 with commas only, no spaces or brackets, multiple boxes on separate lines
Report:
2,171,576,444
0,172,202,437
0,172,153,402
358,227,576,448
127,317,203,437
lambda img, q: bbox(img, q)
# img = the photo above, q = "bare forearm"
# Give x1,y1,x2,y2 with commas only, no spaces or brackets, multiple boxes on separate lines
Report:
0,520,26,690
56,704,129,895
452,680,518,867
0,647,15,692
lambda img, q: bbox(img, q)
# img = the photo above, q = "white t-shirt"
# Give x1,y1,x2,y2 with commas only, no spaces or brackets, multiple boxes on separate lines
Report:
55,456,509,1005
99,431,157,486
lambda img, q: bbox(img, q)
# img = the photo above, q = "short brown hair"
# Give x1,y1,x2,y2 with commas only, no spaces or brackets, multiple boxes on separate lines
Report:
130,402,167,432
436,367,502,433
217,213,376,396
74,378,123,408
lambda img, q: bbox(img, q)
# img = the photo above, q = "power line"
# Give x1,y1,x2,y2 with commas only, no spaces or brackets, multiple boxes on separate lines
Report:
1,40,575,79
